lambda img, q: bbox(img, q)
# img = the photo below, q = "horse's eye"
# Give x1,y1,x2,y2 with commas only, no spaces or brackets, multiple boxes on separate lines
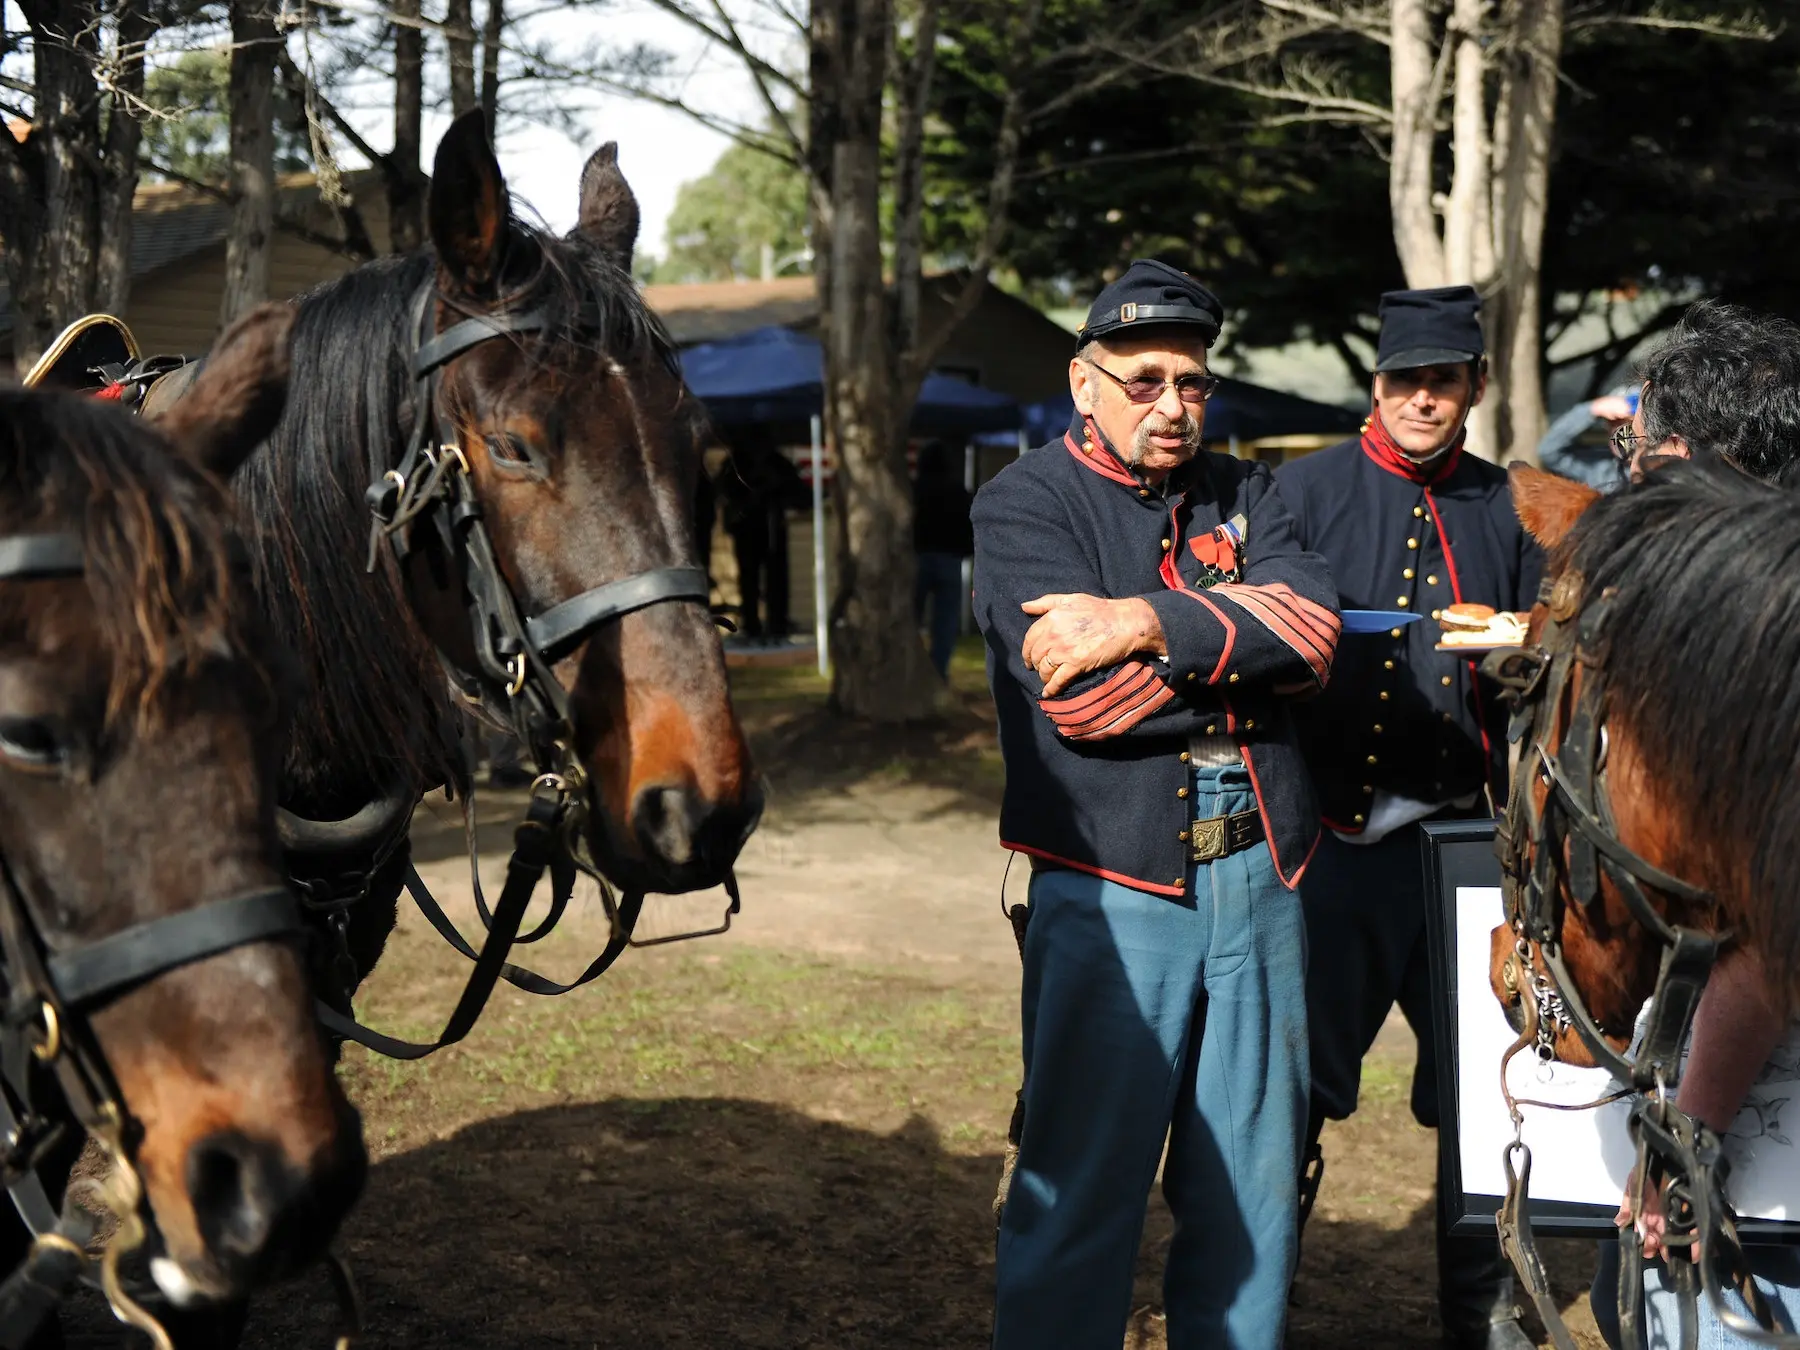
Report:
484,433,535,467
0,717,66,771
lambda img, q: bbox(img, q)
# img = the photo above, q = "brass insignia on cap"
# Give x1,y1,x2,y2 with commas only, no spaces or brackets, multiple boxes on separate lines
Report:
1120,303,1138,323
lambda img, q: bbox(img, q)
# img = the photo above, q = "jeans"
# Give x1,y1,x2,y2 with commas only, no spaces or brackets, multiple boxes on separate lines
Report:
1589,1242,1800,1348
915,550,965,678
992,763,1308,1350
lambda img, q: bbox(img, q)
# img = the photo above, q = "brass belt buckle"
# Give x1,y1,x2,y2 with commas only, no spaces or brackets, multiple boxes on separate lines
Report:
1191,814,1228,863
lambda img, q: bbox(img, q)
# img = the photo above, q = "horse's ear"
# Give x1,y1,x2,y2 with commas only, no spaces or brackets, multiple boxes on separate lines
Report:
429,109,511,291
1510,461,1601,549
154,304,292,479
575,142,640,269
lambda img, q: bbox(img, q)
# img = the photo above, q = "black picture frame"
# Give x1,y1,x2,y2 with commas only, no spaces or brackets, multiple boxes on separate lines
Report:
1420,818,1620,1238
1421,819,1800,1243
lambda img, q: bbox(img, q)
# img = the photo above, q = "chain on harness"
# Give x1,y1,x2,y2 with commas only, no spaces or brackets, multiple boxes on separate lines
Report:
1481,572,1798,1350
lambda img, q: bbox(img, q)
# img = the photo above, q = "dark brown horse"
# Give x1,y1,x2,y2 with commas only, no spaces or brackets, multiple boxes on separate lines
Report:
0,308,364,1342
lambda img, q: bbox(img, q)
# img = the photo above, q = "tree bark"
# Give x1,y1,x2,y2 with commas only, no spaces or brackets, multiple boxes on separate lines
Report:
97,2,152,316
220,0,280,326
810,0,942,721
388,0,425,253
479,0,503,134
1388,0,1445,288
447,0,477,117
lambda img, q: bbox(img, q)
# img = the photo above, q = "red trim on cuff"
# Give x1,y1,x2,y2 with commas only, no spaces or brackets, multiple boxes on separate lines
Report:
1170,588,1237,683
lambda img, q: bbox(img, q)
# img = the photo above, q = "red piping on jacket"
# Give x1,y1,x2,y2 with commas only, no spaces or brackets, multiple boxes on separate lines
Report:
1226,696,1318,891
1063,429,1137,486
1000,841,1186,897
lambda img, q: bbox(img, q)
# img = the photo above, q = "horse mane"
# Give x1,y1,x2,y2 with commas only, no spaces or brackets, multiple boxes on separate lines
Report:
0,388,252,728
1558,460,1800,975
232,222,675,807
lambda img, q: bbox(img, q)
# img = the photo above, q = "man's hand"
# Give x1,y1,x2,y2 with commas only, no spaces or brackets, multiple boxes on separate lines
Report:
1020,593,1166,697
1617,1169,1670,1261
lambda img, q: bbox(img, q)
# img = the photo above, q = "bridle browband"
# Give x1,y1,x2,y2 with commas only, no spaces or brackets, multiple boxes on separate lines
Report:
0,531,310,1347
1483,572,1796,1350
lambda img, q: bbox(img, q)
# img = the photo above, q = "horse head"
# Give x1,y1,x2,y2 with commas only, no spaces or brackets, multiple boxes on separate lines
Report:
1487,463,1726,1070
0,307,363,1306
404,113,760,896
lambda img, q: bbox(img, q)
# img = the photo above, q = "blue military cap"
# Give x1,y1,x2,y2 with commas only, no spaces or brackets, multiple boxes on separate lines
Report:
1375,285,1485,372
1077,259,1224,348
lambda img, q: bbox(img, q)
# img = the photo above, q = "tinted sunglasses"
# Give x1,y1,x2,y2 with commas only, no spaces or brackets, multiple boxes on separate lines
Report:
1090,363,1221,405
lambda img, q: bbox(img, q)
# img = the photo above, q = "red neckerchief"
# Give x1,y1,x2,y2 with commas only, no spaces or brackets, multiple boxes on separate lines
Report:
1360,406,1464,485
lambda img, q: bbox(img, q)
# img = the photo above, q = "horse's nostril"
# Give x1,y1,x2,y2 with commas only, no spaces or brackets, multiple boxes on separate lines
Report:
633,785,699,867
187,1131,290,1262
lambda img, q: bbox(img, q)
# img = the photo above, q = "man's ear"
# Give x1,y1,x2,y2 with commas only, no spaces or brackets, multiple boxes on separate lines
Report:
152,303,292,479
1069,357,1096,417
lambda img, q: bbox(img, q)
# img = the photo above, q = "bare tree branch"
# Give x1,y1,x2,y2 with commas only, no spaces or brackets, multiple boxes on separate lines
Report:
138,153,377,261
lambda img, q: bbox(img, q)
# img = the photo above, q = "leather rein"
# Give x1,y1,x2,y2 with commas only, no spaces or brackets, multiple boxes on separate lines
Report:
1482,572,1795,1350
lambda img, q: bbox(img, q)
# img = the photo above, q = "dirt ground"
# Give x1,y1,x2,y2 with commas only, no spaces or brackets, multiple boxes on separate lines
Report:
64,649,1612,1348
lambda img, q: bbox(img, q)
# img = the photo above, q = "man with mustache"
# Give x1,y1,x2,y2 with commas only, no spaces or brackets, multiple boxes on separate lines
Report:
1274,286,1543,1349
973,259,1341,1349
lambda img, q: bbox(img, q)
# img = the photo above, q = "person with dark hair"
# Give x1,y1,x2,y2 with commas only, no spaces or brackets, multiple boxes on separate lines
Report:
716,429,808,643
1275,285,1544,1350
913,440,974,679
1612,300,1800,484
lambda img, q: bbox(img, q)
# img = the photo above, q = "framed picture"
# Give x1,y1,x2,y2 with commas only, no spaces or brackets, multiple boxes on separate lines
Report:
1421,819,1800,1242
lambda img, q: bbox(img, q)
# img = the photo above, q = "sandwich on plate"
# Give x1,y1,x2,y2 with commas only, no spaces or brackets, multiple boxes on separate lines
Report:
1436,603,1529,648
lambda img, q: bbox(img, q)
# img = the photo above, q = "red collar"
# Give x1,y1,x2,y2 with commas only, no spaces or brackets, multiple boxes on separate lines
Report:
1360,408,1464,485
1064,418,1138,486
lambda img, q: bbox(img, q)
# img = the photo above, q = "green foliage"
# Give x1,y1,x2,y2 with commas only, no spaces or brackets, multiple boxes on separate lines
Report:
652,141,810,283
142,48,313,185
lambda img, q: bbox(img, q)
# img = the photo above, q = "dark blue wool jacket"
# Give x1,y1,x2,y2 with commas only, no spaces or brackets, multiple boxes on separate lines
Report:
1276,436,1544,832
973,425,1341,896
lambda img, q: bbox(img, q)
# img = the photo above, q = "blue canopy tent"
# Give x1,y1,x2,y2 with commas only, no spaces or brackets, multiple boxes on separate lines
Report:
678,325,1022,673
974,379,1362,449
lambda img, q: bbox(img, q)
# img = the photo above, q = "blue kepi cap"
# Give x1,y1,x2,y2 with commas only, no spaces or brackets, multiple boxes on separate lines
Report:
1375,285,1485,373
1077,260,1224,349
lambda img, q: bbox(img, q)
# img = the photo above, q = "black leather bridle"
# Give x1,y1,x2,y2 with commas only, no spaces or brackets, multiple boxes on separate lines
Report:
1482,572,1795,1350
0,531,308,1347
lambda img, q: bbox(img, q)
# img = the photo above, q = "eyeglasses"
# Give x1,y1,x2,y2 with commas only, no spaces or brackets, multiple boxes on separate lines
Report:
1610,425,1650,463
1090,363,1221,405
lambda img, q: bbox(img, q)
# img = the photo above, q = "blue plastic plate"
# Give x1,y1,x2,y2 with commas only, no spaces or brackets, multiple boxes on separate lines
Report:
1341,609,1425,634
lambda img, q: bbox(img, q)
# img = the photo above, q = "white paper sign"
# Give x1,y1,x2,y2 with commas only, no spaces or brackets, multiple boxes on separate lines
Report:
1454,885,1800,1221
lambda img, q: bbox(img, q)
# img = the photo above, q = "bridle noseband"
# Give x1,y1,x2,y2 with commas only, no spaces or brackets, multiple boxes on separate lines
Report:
0,531,309,1346
1484,574,1796,1350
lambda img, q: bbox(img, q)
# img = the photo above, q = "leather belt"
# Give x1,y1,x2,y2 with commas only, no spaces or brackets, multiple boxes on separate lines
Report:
1188,807,1264,863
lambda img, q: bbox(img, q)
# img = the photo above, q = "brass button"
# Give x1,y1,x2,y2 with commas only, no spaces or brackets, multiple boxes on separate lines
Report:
1390,627,1403,639
1362,784,1373,794
1161,538,1171,550
1354,813,1366,825
1372,723,1383,734
1244,719,1256,730
1443,712,1455,723
1383,660,1395,671
1397,596,1409,607
1139,488,1152,499
1413,506,1425,518
1407,537,1419,550
1205,724,1217,735
1177,787,1190,799
1176,879,1186,888
1178,830,1190,842
1179,751,1191,763
1430,609,1441,620
1403,568,1415,580
1366,754,1378,765
1186,672,1197,682
1441,675,1452,687
1427,574,1439,586
1378,690,1389,701
1228,672,1240,683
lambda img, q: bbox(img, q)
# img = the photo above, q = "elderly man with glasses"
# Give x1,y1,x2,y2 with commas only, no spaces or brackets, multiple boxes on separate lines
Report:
973,259,1340,1350
1275,286,1544,1349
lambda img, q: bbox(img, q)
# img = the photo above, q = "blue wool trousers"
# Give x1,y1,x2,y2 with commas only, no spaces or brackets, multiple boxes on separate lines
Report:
993,763,1309,1350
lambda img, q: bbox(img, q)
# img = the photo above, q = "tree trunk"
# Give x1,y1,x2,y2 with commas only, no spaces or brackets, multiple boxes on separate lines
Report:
479,0,504,134
97,2,152,316
220,0,279,326
388,0,425,253
811,0,941,721
447,0,477,117
1388,0,1445,288
1489,0,1563,463
31,2,105,363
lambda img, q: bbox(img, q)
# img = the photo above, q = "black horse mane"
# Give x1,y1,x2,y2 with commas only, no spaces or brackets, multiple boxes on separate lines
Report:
232,223,674,808
0,388,253,728
1558,460,1800,973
